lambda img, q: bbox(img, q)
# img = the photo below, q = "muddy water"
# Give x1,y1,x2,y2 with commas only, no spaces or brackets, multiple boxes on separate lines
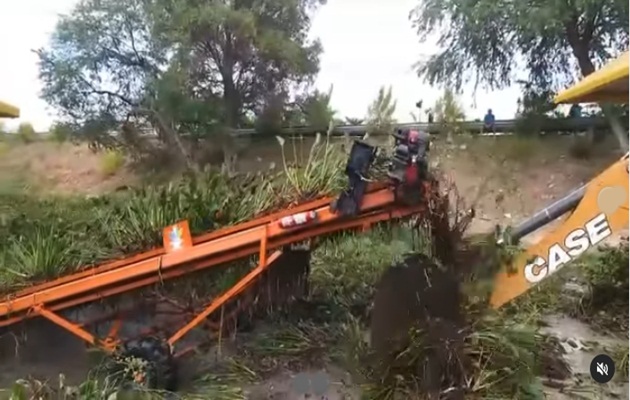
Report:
243,313,630,400
541,314,629,400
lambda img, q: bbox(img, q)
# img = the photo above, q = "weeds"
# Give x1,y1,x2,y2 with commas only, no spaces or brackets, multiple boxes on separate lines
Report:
572,243,629,331
0,128,626,400
309,228,417,311
276,131,346,199
611,343,629,379
101,150,125,176
0,135,352,291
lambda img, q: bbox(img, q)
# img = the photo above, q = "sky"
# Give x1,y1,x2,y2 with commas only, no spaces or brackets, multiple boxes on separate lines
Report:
0,0,523,132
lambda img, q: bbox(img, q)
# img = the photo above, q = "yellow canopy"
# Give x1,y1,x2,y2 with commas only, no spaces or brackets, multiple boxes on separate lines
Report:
0,100,20,118
554,51,629,104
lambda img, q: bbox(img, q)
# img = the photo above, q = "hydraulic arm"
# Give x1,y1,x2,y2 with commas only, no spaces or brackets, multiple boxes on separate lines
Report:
490,153,629,307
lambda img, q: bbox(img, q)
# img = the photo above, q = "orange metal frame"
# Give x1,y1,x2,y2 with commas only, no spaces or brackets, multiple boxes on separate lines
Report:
0,182,430,352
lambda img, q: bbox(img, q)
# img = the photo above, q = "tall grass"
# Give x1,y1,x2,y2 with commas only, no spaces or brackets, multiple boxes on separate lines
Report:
0,127,612,399
0,132,351,291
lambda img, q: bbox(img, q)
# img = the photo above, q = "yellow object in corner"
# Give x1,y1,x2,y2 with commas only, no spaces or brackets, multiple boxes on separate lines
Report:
554,51,629,104
0,100,20,118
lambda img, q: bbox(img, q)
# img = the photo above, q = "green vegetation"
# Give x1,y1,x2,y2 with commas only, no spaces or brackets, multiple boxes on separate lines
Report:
1,0,627,398
431,89,466,142
0,135,347,291
36,0,326,168
365,86,397,136
0,146,627,398
16,122,36,143
3,224,605,400
411,0,628,149
100,149,126,176
575,243,629,331
49,122,73,143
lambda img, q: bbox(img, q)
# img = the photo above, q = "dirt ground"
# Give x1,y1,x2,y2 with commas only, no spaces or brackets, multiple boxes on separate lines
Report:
0,134,627,399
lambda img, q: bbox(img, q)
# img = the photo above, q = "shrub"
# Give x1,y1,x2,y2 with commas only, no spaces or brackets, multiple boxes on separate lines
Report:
572,243,630,333
49,122,72,143
100,149,125,176
581,243,629,308
16,122,36,143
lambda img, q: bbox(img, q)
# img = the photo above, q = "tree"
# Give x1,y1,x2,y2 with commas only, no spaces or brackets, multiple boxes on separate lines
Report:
432,89,465,142
36,0,325,167
153,0,323,128
411,0,628,90
293,84,337,129
365,86,397,136
36,0,201,166
410,0,629,147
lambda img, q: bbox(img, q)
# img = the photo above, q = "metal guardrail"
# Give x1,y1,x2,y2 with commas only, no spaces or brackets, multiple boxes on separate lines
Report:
230,117,623,137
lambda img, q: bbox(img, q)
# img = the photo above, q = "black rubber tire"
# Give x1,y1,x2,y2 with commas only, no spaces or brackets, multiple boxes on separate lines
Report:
113,337,179,392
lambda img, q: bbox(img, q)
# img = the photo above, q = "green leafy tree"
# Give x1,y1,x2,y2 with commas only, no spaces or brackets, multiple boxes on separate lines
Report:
290,84,337,129
432,89,465,142
255,92,287,135
410,0,629,147
36,0,198,166
411,0,628,90
152,0,324,128
256,86,337,134
36,0,325,167
365,86,397,136
49,121,74,143
17,122,37,143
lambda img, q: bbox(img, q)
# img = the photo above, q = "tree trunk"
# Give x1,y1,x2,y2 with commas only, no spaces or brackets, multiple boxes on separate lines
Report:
147,110,197,171
222,77,241,129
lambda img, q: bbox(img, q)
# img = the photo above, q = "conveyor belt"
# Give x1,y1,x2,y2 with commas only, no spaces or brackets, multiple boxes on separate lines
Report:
0,184,426,327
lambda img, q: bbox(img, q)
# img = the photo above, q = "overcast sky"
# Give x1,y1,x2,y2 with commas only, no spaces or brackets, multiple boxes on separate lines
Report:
0,0,522,131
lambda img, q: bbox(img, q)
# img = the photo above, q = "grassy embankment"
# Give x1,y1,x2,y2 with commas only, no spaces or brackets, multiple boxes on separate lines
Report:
0,130,626,399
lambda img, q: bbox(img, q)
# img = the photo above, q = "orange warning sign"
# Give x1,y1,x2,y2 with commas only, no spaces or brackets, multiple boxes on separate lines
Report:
163,220,193,253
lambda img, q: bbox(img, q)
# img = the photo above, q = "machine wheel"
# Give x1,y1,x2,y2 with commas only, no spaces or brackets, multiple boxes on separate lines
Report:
109,336,178,392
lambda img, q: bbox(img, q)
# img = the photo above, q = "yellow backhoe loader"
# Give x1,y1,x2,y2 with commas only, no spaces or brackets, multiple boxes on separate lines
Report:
370,50,629,360
0,100,19,119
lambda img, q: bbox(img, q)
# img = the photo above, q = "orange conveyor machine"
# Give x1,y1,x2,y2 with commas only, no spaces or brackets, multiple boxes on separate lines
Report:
0,181,430,353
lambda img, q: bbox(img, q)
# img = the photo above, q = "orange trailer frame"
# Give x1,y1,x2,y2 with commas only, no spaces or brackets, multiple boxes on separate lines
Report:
0,181,432,353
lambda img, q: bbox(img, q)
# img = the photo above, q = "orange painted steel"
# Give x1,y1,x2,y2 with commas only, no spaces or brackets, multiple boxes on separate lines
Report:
0,203,420,329
36,305,101,346
0,183,428,348
168,250,282,346
7,194,340,298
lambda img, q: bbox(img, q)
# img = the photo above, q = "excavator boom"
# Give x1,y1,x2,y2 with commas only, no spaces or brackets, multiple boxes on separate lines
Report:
369,52,629,366
492,49,629,306
0,100,19,118
490,153,629,307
